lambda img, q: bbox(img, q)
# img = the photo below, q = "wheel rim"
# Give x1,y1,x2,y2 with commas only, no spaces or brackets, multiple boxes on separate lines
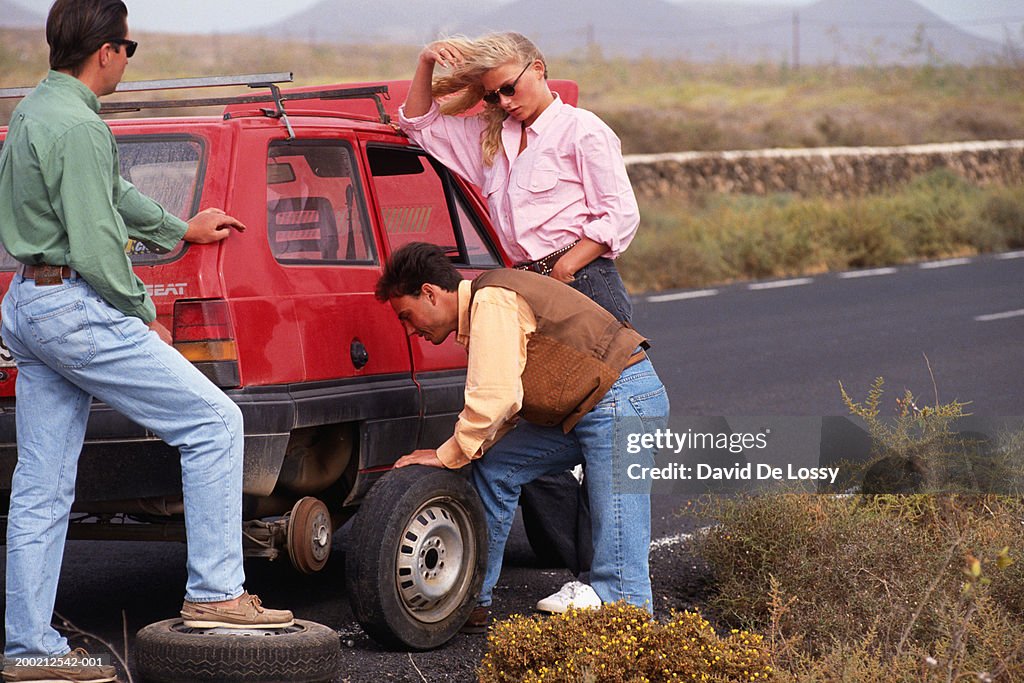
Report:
171,622,306,637
395,496,475,624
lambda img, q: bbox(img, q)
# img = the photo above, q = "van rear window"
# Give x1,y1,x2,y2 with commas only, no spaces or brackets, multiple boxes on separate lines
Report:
0,135,204,270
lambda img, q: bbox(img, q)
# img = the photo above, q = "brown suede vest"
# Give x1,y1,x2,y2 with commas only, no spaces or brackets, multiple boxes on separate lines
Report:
470,269,648,432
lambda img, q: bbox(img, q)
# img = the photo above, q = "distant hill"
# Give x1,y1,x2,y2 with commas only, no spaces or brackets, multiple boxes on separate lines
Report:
0,0,44,28
454,0,727,58
262,0,501,44
694,0,1005,65
913,0,1024,45
260,0,1003,65
460,0,1001,63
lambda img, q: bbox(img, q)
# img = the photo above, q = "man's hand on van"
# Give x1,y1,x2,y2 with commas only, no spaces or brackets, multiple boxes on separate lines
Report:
184,208,246,244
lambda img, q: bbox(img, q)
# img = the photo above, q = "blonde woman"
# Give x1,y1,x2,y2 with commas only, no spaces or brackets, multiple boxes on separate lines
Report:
399,32,639,324
399,33,647,627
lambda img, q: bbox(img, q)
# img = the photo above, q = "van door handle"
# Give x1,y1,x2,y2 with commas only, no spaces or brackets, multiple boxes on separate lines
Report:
350,338,369,370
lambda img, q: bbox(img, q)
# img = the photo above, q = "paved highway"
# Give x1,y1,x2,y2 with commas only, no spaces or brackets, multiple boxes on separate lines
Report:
1,252,1020,681
639,251,1024,416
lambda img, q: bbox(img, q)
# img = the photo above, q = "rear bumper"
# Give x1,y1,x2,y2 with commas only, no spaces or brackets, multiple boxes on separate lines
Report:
0,371,456,506
0,392,293,503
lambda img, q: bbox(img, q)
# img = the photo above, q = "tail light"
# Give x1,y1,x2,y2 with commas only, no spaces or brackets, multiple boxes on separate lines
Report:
173,299,240,388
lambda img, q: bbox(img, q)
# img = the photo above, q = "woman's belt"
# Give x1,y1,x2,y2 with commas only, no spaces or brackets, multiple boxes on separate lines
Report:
513,241,580,276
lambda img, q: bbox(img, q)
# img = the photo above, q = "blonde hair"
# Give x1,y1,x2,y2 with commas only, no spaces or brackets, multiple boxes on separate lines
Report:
430,32,546,166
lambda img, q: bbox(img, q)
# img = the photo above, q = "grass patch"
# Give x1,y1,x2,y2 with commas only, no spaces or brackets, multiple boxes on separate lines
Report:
695,493,1024,681
3,30,1024,152
691,380,1024,680
619,171,1024,292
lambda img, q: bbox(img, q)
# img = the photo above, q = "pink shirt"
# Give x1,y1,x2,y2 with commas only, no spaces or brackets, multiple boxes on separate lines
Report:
398,95,640,264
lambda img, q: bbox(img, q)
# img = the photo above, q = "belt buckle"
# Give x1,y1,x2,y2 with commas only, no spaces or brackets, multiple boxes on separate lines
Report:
34,265,64,286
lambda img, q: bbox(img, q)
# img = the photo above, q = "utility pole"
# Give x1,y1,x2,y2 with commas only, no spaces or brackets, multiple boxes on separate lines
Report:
792,10,800,71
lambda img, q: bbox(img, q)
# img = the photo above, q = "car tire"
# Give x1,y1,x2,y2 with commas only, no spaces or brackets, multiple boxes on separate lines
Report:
133,618,340,683
345,465,487,650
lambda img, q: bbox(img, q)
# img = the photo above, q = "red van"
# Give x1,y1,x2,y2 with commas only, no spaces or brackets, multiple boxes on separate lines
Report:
0,73,579,656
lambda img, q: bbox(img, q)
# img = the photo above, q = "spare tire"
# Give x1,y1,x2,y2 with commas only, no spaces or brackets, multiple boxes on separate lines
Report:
345,465,486,650
134,618,340,683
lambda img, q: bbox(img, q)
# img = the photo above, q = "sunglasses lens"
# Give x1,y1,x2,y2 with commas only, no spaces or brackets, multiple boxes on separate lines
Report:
126,42,137,58
482,85,516,105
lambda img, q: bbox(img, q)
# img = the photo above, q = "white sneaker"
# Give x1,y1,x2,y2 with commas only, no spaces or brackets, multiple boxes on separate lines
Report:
535,581,602,614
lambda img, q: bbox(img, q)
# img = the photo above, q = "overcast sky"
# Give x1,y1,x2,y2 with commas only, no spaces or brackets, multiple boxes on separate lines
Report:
8,0,1021,37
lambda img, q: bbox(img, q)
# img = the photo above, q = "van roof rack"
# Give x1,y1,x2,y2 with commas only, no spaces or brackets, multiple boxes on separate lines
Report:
0,72,392,131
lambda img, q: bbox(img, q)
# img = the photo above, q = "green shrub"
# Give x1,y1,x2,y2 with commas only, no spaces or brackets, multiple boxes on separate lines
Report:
980,191,1024,248
478,603,773,683
838,376,1024,496
620,176,1024,292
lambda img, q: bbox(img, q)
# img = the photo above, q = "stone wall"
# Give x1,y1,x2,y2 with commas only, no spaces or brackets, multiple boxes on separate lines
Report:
624,140,1024,199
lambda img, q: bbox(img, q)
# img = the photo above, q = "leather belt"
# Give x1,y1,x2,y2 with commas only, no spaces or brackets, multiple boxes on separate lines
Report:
17,263,76,286
624,349,648,369
513,241,580,276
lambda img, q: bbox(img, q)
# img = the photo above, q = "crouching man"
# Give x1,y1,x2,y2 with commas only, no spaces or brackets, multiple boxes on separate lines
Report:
376,242,669,631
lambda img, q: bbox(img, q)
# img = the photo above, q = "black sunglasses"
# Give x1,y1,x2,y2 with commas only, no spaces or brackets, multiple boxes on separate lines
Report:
108,38,138,58
482,62,532,105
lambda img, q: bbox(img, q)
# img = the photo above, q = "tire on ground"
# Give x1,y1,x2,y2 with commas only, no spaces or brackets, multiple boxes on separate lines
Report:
133,618,340,683
345,465,487,650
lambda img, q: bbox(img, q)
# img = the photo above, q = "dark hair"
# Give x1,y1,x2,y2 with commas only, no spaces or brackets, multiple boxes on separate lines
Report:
375,243,463,301
47,0,128,74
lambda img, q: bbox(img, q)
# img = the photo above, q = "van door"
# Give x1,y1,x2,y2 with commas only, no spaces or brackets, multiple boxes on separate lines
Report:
361,141,505,446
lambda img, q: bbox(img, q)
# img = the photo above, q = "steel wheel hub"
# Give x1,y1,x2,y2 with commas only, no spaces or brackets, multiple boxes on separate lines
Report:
395,500,470,623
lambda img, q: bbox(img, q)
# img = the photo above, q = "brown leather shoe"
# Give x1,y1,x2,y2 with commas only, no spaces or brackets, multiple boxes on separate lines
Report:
1,648,118,682
460,605,491,634
181,592,294,629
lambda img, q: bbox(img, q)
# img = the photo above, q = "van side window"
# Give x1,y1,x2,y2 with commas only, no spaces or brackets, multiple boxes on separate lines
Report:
367,146,500,268
267,140,376,265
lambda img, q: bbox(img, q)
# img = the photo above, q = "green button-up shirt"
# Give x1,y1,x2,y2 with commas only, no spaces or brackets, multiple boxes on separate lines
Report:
0,70,188,322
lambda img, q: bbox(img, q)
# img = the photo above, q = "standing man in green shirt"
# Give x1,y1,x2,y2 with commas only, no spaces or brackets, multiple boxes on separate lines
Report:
0,2,291,680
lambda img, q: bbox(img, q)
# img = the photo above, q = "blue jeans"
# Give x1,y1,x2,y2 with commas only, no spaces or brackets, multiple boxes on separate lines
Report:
568,257,632,324
471,357,668,611
518,257,632,581
2,275,245,657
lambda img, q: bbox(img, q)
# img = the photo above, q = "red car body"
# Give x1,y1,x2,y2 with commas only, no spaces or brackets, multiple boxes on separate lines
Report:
0,77,579,535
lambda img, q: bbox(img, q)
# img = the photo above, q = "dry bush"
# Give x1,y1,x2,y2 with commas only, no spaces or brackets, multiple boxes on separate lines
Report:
479,603,773,683
697,493,1024,680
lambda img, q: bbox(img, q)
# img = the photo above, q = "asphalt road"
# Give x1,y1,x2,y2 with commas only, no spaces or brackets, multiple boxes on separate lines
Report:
1,252,1021,682
638,252,1024,416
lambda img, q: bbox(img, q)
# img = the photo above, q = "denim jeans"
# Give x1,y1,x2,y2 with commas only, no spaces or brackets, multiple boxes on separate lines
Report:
2,275,245,657
470,357,669,611
567,257,632,324
517,256,631,581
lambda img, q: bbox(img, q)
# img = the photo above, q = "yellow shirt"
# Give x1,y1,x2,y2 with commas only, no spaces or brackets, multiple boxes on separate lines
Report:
436,280,537,468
